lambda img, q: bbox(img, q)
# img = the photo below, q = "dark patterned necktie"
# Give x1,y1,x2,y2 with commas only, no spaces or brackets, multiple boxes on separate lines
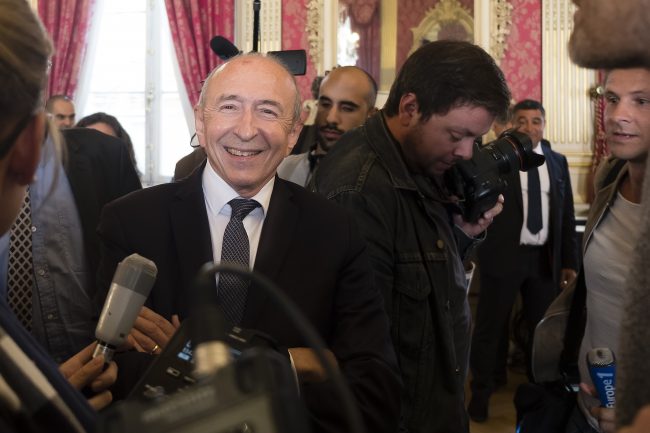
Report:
527,166,543,234
218,198,260,325
7,189,34,331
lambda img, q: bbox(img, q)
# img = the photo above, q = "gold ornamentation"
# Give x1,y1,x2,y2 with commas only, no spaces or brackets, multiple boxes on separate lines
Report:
409,0,474,56
490,0,513,63
305,0,322,71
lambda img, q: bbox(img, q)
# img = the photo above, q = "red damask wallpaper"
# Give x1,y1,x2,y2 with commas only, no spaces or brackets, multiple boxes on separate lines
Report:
281,0,317,102
279,0,542,104
395,0,542,104
396,0,474,69
499,0,542,102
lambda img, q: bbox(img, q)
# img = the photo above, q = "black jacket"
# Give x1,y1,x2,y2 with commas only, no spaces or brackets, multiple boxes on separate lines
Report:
314,112,478,433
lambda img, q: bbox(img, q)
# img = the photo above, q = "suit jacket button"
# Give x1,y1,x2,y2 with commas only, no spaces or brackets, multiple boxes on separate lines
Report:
436,239,444,249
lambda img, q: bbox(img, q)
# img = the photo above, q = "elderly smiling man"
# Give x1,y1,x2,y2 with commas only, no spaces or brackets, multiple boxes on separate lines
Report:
96,53,401,433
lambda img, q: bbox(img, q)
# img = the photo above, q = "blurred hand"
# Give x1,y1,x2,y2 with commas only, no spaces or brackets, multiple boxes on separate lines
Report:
128,306,180,355
454,194,505,238
618,405,650,433
581,382,616,433
560,268,578,290
288,347,339,383
59,342,118,411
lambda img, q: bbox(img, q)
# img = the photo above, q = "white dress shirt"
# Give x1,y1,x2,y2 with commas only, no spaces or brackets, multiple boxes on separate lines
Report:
519,143,550,246
202,162,274,285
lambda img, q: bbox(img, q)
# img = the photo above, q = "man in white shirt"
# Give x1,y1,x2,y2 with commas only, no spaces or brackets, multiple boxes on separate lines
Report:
469,99,579,422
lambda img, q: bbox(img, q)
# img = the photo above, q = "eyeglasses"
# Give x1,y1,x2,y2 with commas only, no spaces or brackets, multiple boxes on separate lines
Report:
0,114,33,160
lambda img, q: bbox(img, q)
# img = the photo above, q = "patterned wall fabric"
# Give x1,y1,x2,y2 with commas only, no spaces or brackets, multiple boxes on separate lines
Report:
498,0,542,102
282,0,317,102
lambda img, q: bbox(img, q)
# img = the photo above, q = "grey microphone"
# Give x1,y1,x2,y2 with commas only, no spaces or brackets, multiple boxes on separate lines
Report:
93,254,157,362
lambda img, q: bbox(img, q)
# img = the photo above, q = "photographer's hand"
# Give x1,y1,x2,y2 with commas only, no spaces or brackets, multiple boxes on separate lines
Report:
559,268,577,290
453,194,504,237
288,347,339,383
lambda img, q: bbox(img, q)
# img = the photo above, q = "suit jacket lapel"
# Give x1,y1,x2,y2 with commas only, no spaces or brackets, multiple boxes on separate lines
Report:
541,143,559,217
169,163,215,318
242,178,299,327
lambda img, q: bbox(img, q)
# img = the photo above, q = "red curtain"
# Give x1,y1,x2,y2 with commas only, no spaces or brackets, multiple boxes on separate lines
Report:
38,0,94,99
346,0,381,85
165,0,234,107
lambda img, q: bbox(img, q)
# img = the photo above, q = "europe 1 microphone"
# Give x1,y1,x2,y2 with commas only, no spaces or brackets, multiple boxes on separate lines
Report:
93,254,157,363
587,347,616,408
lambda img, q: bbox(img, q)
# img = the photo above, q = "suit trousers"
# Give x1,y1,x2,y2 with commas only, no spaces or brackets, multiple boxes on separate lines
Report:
471,244,557,393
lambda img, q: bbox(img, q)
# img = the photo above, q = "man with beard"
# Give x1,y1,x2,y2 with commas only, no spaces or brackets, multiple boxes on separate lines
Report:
278,66,377,186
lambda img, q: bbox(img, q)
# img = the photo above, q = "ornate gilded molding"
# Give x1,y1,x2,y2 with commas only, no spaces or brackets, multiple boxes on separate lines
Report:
409,0,474,55
490,0,512,63
305,0,322,71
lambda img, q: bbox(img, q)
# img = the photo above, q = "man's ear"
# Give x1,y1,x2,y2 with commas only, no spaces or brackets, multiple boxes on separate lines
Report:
397,93,420,127
285,121,304,156
194,105,206,148
8,112,45,185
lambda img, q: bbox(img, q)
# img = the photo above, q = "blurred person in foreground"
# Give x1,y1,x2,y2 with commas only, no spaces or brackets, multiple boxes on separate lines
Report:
0,1,117,431
569,0,650,430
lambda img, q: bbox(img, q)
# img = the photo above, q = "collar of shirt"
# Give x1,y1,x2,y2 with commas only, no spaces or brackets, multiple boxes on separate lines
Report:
201,162,274,219
201,162,274,276
519,141,550,245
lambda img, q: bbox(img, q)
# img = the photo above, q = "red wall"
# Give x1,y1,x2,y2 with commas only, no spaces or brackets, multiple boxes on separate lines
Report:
394,0,541,103
499,0,542,102
282,0,317,102
280,0,542,104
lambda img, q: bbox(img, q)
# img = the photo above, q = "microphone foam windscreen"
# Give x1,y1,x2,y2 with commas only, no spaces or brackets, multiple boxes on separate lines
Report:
210,36,240,61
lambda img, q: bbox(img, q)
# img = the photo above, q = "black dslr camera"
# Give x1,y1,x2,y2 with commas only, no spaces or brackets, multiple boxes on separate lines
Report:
445,129,545,223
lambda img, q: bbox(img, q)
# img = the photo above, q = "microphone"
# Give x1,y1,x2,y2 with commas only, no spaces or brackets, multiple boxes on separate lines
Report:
210,36,240,60
93,254,157,363
587,347,616,408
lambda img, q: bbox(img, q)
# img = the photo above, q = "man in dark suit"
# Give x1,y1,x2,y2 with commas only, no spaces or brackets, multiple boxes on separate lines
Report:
97,53,401,433
468,99,579,421
1,127,141,362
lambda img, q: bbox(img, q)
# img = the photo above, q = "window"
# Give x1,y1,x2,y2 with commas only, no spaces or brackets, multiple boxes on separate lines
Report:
79,0,192,185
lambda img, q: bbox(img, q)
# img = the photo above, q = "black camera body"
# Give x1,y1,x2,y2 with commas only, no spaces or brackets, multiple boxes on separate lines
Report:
445,129,545,223
99,348,310,433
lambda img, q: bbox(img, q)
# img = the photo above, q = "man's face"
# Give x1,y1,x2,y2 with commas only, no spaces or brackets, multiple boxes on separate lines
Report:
514,109,545,148
50,99,75,129
316,69,374,151
194,57,301,198
401,102,494,178
604,68,650,163
569,0,650,68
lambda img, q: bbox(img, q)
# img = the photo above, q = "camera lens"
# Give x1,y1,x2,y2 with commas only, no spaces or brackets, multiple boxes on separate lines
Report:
487,129,545,173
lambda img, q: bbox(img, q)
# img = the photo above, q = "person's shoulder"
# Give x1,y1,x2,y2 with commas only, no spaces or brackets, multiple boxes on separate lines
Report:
541,139,568,161
63,127,126,155
278,177,349,217
278,153,308,171
314,129,377,193
106,177,187,211
594,156,627,190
